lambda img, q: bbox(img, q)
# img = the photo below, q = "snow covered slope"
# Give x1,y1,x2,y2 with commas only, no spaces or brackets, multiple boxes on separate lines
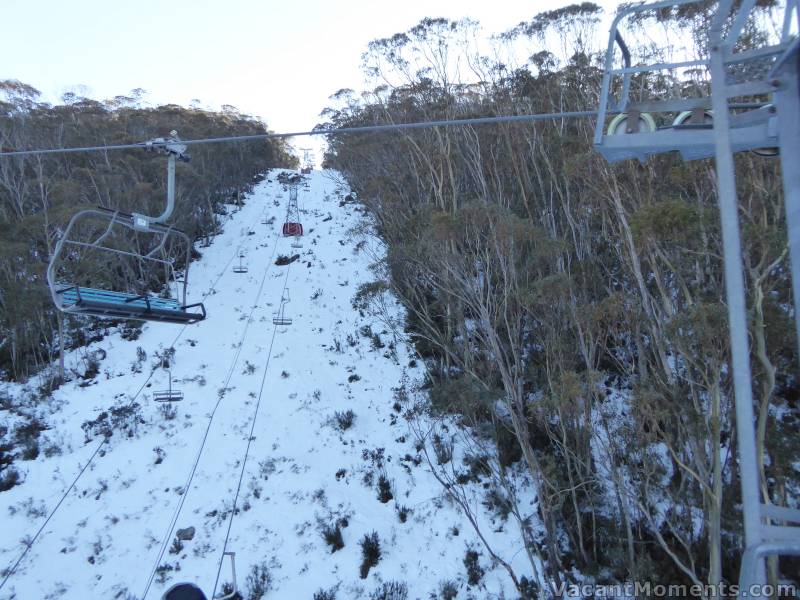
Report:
0,171,528,600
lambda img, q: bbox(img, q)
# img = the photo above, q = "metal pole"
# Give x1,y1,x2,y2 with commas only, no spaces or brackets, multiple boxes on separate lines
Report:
709,38,764,579
775,59,800,358
152,154,176,223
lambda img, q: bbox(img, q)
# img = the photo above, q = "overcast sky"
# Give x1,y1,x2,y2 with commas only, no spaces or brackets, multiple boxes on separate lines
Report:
4,0,619,161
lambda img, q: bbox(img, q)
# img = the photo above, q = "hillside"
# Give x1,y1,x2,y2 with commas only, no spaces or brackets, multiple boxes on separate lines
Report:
0,170,531,600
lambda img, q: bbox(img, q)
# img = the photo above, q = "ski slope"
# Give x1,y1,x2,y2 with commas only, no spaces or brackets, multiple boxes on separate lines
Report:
0,170,532,600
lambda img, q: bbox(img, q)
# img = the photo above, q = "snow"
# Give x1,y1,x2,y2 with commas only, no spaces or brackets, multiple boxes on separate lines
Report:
0,170,531,600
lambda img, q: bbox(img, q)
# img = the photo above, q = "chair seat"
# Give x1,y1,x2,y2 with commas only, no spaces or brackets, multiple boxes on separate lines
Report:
153,390,185,402
282,222,303,236
56,285,205,324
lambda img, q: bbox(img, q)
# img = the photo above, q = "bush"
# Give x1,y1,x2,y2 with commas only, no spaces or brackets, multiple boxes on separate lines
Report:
396,505,410,523
377,474,393,503
275,254,300,266
168,538,183,555
82,402,143,441
370,581,408,600
482,486,512,521
463,549,484,586
313,588,337,600
0,468,20,492
120,322,142,341
359,532,381,579
14,418,47,461
333,410,355,431
245,562,271,600
321,522,345,553
436,580,459,600
432,433,452,465
159,402,178,421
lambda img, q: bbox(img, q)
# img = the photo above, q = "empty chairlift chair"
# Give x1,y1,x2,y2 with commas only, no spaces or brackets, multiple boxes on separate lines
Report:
153,369,184,402
272,288,292,326
47,134,206,324
232,251,249,274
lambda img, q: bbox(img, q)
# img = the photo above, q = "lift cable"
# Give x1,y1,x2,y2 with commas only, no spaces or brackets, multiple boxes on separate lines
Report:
0,111,601,158
0,103,768,159
212,251,293,598
141,231,282,599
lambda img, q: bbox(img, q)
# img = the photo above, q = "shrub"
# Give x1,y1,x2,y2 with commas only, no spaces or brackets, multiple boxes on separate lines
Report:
396,505,410,523
321,522,345,552
275,254,300,266
359,532,381,579
463,549,484,586
352,281,389,312
155,562,176,584
120,322,142,341
0,468,20,492
370,333,384,350
377,474,393,503
437,580,459,600
482,486,512,521
168,538,183,555
313,589,337,600
14,418,47,461
432,434,453,465
82,402,143,441
245,562,271,600
370,581,408,600
333,410,355,431
159,402,178,421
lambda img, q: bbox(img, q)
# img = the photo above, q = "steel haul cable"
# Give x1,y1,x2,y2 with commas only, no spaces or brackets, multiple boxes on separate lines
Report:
0,111,602,157
211,262,293,598
141,227,282,599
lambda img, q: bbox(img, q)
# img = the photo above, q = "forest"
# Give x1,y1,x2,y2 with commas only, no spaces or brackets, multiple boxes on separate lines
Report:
0,82,296,381
321,2,800,595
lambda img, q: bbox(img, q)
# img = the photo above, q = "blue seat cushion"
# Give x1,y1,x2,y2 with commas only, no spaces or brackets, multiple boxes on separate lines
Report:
58,285,181,312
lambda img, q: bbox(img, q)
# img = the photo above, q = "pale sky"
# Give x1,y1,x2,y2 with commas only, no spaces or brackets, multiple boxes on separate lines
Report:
3,0,620,162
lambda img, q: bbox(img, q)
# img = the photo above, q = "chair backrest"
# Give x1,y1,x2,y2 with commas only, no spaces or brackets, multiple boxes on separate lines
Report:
282,222,303,236
162,582,208,600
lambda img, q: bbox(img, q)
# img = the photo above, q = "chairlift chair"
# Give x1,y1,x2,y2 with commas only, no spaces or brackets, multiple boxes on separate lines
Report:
593,0,796,163
232,251,248,274
47,135,206,324
282,183,304,239
282,222,303,236
161,551,238,600
272,288,292,326
153,369,184,402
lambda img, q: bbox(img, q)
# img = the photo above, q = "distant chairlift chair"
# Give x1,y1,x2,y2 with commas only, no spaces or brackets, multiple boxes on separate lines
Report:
282,184,304,247
272,288,292,326
47,133,206,324
153,369,184,403
232,251,249,274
